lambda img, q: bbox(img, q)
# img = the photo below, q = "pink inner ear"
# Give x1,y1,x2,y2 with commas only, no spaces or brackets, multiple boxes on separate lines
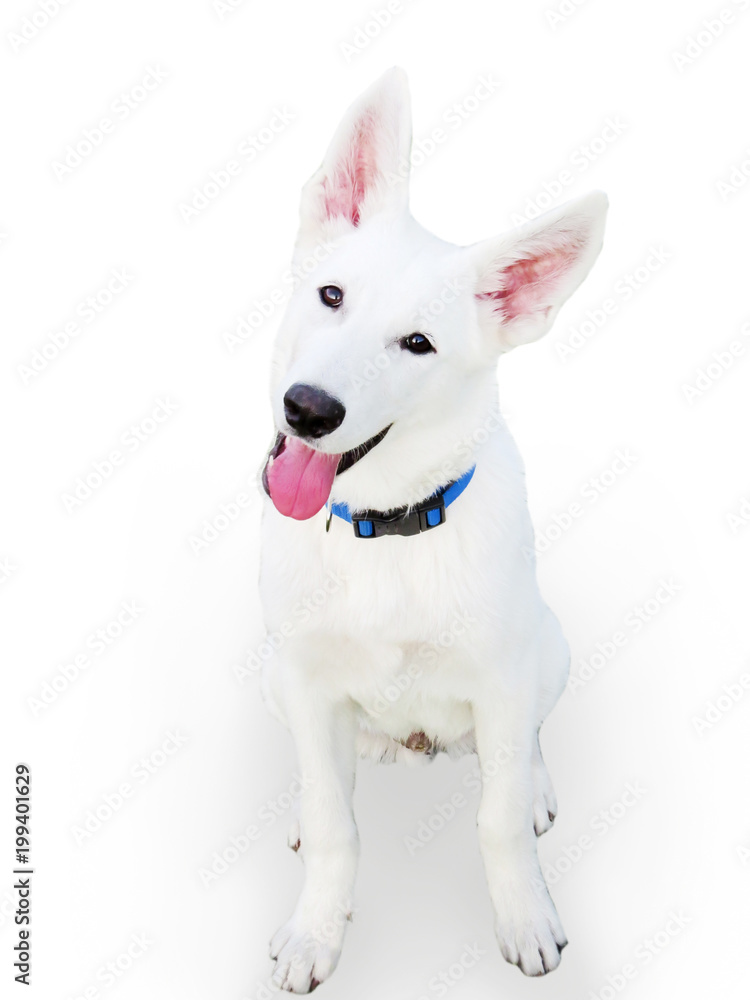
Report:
478,245,579,322
322,110,380,228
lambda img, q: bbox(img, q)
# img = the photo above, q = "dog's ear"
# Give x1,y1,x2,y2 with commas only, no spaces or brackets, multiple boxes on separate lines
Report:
297,67,412,247
470,192,608,351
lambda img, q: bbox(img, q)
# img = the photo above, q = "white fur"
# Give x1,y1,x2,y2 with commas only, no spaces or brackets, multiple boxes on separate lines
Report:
259,68,607,992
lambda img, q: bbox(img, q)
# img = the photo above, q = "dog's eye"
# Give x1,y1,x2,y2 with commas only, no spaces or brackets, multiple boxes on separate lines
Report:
400,333,435,355
319,285,343,308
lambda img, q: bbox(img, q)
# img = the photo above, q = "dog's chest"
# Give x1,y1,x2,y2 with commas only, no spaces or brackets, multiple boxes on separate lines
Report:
274,513,496,646
351,661,477,749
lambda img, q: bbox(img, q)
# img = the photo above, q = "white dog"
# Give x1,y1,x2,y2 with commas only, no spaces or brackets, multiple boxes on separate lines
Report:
258,68,607,992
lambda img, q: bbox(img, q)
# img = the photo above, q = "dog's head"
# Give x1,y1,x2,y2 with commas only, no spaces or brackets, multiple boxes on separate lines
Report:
263,68,608,520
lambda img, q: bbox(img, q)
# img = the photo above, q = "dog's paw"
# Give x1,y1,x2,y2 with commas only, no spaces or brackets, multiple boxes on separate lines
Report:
287,817,302,855
269,910,349,993
531,761,557,837
495,888,567,976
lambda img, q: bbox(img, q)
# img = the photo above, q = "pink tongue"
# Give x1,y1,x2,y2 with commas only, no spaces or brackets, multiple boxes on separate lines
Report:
266,436,341,520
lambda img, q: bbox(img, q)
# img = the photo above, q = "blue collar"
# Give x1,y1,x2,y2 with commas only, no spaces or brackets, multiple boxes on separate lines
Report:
327,465,476,539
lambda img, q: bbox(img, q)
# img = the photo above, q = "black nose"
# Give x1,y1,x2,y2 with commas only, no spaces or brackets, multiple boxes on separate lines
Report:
283,383,346,439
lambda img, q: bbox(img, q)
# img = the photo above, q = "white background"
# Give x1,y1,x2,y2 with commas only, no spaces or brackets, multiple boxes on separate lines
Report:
3,0,750,998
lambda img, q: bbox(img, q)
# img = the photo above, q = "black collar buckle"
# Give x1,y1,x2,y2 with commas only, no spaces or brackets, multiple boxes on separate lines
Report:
352,495,447,538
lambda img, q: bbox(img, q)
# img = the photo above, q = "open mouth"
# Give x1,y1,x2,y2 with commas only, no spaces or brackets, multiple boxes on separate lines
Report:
262,425,391,521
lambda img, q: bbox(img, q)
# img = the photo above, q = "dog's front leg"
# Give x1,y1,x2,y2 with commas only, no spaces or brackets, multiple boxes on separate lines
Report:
270,648,359,994
473,672,567,977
